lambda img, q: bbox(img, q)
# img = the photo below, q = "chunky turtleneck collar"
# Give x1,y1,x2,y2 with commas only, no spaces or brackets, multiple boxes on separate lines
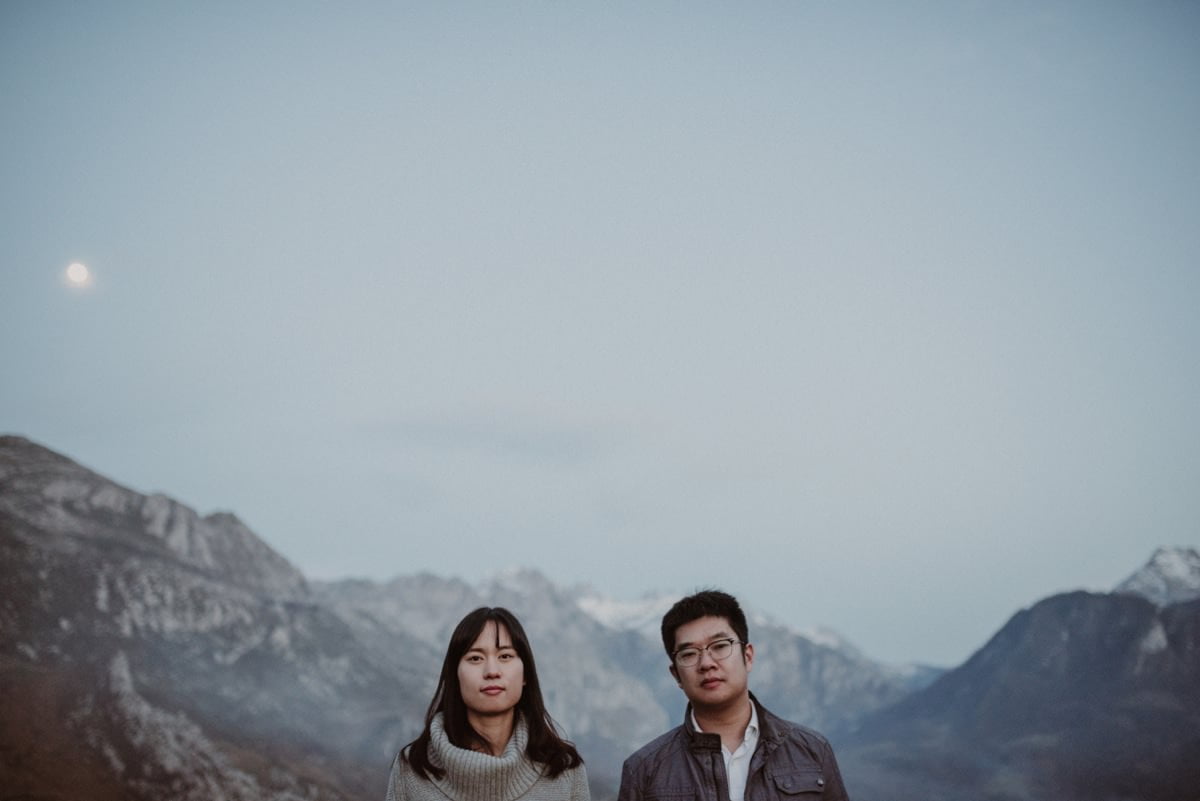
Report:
426,713,544,801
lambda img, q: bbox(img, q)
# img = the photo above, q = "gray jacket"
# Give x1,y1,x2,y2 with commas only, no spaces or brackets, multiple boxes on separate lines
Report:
617,695,850,801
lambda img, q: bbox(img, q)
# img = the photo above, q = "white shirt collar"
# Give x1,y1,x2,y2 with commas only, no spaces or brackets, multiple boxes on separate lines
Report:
690,700,759,750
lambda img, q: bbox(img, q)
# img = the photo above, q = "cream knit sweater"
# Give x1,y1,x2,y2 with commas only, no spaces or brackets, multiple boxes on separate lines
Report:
385,713,589,801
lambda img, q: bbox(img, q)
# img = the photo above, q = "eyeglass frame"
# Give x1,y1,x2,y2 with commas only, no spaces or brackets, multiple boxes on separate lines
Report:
671,637,747,668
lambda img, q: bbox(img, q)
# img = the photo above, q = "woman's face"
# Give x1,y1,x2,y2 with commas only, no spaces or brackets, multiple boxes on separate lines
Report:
457,620,525,718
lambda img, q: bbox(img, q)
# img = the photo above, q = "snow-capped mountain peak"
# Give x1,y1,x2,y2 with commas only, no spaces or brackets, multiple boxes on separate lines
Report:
1114,546,1200,606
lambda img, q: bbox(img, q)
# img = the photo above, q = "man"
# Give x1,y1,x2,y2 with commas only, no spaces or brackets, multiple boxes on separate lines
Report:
618,590,850,801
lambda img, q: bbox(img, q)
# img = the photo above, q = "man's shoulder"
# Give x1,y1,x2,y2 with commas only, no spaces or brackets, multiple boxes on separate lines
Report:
621,724,689,773
758,704,835,752
756,704,850,800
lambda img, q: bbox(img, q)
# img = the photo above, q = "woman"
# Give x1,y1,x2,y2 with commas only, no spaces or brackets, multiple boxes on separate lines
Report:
385,606,589,801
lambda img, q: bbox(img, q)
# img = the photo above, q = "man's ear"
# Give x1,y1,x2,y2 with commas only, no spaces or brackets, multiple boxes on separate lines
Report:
668,664,680,685
743,642,754,672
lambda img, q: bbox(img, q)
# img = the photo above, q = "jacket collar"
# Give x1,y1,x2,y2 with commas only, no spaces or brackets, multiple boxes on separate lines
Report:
683,692,778,751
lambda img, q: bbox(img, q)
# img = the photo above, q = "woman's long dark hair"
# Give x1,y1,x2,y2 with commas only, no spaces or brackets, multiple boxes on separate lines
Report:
401,606,583,780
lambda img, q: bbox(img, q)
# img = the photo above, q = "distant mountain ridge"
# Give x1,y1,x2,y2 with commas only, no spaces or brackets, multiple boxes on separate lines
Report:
310,563,927,798
838,554,1200,801
2,434,1197,801
0,434,914,800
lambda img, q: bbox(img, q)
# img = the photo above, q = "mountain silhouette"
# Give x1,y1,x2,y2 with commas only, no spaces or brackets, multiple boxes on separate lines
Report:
2,434,1196,800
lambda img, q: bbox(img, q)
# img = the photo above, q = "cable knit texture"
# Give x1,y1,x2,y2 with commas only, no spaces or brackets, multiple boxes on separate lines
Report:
386,713,589,801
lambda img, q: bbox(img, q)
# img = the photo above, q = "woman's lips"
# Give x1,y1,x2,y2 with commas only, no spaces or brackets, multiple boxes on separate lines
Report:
482,686,504,695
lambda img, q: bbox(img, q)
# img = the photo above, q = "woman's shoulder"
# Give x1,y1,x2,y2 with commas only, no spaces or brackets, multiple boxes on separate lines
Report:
564,761,589,792
388,753,441,801
385,753,403,801
528,761,589,801
554,761,587,780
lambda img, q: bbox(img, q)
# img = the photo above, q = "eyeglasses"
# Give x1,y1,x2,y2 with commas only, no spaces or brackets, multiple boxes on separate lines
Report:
672,638,744,668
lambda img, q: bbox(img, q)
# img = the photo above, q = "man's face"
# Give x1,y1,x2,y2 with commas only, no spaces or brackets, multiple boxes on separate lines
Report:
669,615,754,712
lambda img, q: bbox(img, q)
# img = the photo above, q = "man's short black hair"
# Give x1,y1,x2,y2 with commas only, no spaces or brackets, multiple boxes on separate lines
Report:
660,589,750,657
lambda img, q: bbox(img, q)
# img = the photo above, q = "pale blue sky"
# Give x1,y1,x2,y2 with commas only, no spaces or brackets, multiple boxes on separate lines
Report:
3,1,1198,666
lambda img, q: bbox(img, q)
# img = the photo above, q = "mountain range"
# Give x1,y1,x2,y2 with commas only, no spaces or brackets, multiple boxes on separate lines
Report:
1,434,1197,800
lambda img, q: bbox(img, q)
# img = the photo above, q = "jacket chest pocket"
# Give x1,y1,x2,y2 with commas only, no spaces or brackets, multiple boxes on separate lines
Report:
770,770,826,796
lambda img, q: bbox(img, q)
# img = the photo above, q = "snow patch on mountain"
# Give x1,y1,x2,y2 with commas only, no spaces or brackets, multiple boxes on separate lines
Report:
797,624,861,653
576,591,677,637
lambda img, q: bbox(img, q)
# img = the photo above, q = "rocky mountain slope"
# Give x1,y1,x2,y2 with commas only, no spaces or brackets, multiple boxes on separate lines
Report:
0,435,429,800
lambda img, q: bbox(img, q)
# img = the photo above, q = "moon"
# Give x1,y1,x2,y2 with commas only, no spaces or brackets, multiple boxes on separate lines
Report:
66,262,91,286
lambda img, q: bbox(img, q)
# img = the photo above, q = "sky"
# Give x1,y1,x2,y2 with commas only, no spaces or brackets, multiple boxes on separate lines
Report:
2,1,1198,667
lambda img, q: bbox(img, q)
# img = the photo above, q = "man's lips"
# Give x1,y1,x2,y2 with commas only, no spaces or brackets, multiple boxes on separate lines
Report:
700,678,723,689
